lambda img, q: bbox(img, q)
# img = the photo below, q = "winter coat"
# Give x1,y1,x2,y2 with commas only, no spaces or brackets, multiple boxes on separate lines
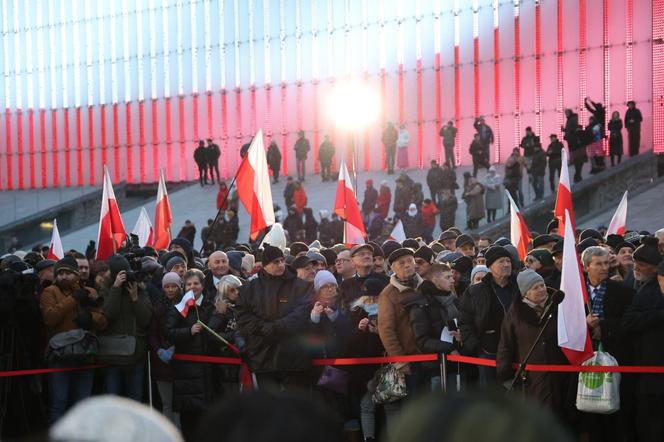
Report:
420,202,439,228
367,214,385,241
426,166,444,193
593,279,635,364
402,281,460,355
393,185,411,214
235,268,312,373
206,144,221,163
194,146,207,166
376,188,391,219
608,119,624,156
266,144,282,172
40,283,107,339
438,194,458,231
464,182,485,221
282,213,303,242
339,272,390,312
303,214,319,244
530,148,547,177
397,129,410,149
496,299,570,413
294,138,310,160
221,215,239,246
624,108,642,130
100,285,153,366
318,141,335,165
411,185,424,208
484,174,504,211
563,112,580,149
148,292,177,381
318,219,335,246
307,311,353,359
474,121,494,146
377,274,424,358
381,126,398,150
546,141,563,165
362,187,378,215
520,134,537,158
622,278,664,394
439,125,457,147
166,293,222,412
469,140,485,164
459,272,520,355
293,187,308,214
216,186,229,210
284,182,296,207
401,213,424,239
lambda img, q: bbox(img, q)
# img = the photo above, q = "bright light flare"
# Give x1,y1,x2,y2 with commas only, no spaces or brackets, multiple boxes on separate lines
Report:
326,81,381,131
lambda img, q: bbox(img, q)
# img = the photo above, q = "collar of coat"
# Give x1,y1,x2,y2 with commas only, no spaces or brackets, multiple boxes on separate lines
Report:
389,273,424,293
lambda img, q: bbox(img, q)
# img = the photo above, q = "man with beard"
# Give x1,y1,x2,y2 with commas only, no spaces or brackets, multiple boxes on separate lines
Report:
39,257,107,423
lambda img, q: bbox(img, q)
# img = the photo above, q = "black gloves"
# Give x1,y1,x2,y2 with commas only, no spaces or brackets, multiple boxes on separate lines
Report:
72,288,89,305
74,311,93,330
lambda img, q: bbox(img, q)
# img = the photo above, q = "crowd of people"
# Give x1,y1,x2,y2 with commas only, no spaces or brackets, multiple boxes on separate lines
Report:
2,217,664,441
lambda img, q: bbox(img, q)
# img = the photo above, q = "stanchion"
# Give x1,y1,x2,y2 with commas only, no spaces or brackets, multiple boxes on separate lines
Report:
147,351,153,410
439,353,448,393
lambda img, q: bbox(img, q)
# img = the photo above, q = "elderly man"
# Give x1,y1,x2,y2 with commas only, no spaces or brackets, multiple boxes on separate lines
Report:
622,236,664,442
235,245,312,391
459,245,519,385
581,246,636,441
655,228,664,256
335,248,356,282
339,244,389,310
293,255,316,283
377,247,424,424
204,251,230,299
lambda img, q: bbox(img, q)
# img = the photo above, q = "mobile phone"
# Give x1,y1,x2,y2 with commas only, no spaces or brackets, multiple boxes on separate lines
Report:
447,319,459,332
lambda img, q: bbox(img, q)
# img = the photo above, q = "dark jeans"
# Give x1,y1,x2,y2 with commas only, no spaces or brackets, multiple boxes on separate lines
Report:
209,162,220,183
573,159,584,182
477,352,497,387
48,365,94,423
320,162,331,181
385,147,396,173
296,158,306,180
610,154,622,167
103,360,145,402
444,144,455,168
198,165,208,185
548,160,561,191
506,180,524,207
531,174,544,200
628,128,640,156
271,167,280,183
486,209,497,223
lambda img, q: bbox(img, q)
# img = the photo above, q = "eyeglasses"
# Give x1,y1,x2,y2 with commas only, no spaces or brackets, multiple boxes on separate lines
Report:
335,258,350,264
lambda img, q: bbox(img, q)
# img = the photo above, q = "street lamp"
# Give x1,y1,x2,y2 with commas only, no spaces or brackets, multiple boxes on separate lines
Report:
326,80,381,191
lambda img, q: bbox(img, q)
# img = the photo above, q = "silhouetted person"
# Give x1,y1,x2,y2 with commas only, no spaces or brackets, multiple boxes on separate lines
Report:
194,140,209,186
206,138,221,184
624,100,642,156
439,121,457,168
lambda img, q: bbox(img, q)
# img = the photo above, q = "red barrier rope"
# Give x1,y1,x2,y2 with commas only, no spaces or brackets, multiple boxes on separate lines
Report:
3,354,664,378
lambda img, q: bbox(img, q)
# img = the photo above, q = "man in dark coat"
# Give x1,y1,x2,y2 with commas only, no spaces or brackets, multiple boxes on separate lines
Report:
206,138,221,184
426,159,444,204
459,246,519,385
529,140,547,200
361,179,378,219
235,245,312,391
519,127,537,161
474,116,494,165
339,244,389,311
624,101,643,156
204,251,231,300
283,176,296,208
546,134,563,192
194,140,209,186
622,238,664,442
563,109,584,183
318,135,335,182
469,133,486,178
440,162,458,192
439,121,457,168
581,246,636,442
266,141,282,184
381,122,398,174
294,131,310,181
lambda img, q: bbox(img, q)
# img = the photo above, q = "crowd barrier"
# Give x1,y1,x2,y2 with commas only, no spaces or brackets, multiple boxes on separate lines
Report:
3,353,664,378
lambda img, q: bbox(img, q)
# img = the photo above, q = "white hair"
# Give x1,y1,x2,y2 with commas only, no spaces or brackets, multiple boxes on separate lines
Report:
655,228,664,239
215,274,243,305
581,246,609,267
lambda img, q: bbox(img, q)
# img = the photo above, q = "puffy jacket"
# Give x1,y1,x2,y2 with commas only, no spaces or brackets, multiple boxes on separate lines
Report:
235,269,312,373
377,274,423,358
40,283,107,339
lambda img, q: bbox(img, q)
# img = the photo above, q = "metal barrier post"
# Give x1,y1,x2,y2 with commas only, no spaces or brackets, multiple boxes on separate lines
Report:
440,353,448,393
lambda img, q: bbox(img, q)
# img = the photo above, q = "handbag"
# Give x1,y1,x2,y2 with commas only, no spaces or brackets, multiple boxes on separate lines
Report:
317,365,349,395
97,314,137,365
47,329,99,365
372,363,408,405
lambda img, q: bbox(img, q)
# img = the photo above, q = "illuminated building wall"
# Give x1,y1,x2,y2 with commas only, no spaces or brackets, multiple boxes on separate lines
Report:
0,0,655,188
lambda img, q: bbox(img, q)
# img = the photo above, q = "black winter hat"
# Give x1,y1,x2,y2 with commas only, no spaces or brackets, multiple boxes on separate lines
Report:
605,234,624,251
382,240,401,261
577,238,599,255
532,234,557,249
414,246,435,264
262,244,285,264
108,254,131,281
388,247,415,265
320,249,338,267
633,236,662,266
289,242,309,257
402,238,420,250
362,277,387,297
438,231,458,241
579,229,603,243
54,256,80,276
451,256,473,274
455,234,475,249
169,238,193,264
484,246,512,267
35,259,56,273
546,219,559,234
368,241,384,257
527,248,554,268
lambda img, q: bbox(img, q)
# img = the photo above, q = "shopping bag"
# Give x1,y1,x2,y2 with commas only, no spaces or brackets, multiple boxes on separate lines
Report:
575,349,620,414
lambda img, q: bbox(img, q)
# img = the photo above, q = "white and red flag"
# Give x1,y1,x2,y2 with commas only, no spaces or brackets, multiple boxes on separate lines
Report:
554,148,575,235
606,190,628,237
47,219,64,260
505,190,531,260
96,166,127,260
175,290,197,318
236,130,275,240
558,210,594,365
153,169,173,250
334,161,366,246
132,207,154,248
388,219,406,243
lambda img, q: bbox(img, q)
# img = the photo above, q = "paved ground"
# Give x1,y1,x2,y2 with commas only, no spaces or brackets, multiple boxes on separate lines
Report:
58,161,563,252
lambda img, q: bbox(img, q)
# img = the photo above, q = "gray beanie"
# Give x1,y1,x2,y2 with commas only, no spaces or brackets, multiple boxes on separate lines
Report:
314,270,338,292
470,265,489,282
517,269,545,296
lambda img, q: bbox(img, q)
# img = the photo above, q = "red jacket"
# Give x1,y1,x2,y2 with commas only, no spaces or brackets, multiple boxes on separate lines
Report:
377,190,391,219
216,187,229,210
294,187,308,214
421,202,439,227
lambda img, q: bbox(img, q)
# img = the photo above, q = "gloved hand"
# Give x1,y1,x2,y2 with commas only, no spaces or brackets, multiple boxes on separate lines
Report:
157,346,174,364
74,311,93,330
72,288,89,305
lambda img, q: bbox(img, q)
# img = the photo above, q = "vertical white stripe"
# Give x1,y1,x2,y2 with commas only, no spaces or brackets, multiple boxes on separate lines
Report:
473,0,479,39
396,0,404,65
279,0,286,82
248,0,255,86
59,0,69,108
149,0,158,99
361,0,368,73
110,1,119,104
233,0,241,88
85,0,94,106
415,0,422,60
295,0,302,81
162,0,170,98
311,0,318,80
263,0,271,84
219,0,226,89
433,0,441,54
72,0,82,107
13,0,23,109
97,2,106,105
2,0,11,108
122,0,131,103
136,1,145,101
190,0,198,93
493,0,500,28
454,0,460,47
176,0,184,96
326,0,333,78
204,0,212,91
378,1,385,70
25,1,34,108
37,0,45,108
343,0,350,76
48,0,57,108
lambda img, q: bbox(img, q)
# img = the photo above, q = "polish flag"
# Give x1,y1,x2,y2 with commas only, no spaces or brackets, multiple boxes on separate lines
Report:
47,219,64,260
334,161,366,245
96,166,127,260
175,290,197,318
236,130,275,240
132,207,154,247
505,190,531,261
606,190,628,237
153,169,173,250
388,219,407,243
557,210,594,365
554,148,575,235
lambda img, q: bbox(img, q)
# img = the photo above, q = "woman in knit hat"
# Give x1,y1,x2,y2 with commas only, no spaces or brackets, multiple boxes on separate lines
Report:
496,269,570,420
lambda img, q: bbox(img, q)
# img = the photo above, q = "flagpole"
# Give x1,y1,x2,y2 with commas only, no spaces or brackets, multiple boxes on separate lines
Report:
199,173,239,255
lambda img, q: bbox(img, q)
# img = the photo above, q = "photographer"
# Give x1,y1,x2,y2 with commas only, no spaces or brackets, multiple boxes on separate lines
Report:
39,257,107,423
99,254,153,402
